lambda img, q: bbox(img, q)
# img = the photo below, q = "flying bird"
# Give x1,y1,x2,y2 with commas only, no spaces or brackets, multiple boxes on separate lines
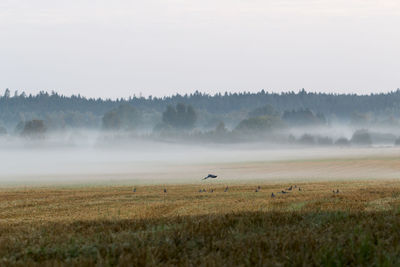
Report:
203,174,217,180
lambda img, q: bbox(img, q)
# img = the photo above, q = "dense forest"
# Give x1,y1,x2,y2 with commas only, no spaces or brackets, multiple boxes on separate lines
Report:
1,88,400,127
1,88,400,145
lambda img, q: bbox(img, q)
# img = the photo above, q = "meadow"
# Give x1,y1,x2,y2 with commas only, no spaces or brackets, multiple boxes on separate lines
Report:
1,179,400,266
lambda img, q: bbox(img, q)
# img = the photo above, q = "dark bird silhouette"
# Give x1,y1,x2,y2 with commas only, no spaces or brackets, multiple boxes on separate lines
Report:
299,187,302,191
133,188,136,193
164,188,167,193
203,174,217,180
281,190,288,194
287,186,293,191
332,190,335,193
199,189,202,193
255,188,259,192
257,186,261,190
271,192,275,198
224,186,229,192
210,189,214,193
336,189,339,193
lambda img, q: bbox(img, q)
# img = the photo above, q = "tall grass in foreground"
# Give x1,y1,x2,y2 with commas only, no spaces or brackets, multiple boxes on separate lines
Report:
0,181,400,266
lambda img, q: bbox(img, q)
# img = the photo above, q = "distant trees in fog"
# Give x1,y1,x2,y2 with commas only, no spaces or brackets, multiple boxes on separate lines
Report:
291,133,371,147
334,137,350,146
1,88,400,132
0,126,6,136
235,116,283,133
236,106,328,136
395,137,400,146
102,104,141,131
248,104,278,118
282,108,326,126
2,88,400,146
161,103,197,130
296,135,334,146
215,122,227,134
20,120,46,138
351,129,372,146
298,134,315,145
351,112,372,127
316,136,334,146
236,105,284,133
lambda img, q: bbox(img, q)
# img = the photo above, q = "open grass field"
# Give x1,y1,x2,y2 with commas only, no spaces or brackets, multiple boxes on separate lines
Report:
1,179,400,266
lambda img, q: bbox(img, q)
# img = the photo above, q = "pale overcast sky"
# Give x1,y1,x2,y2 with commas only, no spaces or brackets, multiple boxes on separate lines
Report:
1,0,399,98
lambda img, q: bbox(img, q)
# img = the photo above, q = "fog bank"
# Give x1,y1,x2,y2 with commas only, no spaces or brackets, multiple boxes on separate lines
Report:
1,137,400,186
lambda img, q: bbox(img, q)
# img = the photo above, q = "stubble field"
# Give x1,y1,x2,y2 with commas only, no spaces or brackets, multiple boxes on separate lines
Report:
1,178,400,266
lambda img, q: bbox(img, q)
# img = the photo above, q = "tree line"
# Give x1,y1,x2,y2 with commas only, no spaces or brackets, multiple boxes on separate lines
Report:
1,88,400,132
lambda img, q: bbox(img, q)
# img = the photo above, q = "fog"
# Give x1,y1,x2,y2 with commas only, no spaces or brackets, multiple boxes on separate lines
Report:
1,129,400,187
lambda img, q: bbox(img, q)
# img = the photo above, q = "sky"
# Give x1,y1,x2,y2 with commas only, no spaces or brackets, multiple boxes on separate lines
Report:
1,0,400,99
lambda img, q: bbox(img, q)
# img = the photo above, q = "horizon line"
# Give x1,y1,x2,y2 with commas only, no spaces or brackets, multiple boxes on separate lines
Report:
1,88,400,101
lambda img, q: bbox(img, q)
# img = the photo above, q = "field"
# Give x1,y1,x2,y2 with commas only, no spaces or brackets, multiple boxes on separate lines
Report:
1,179,400,266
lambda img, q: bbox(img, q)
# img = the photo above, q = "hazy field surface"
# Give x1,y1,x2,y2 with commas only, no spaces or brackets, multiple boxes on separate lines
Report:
1,180,400,266
1,145,400,186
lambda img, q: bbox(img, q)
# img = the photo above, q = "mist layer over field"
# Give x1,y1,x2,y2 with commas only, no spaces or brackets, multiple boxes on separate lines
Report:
1,133,400,186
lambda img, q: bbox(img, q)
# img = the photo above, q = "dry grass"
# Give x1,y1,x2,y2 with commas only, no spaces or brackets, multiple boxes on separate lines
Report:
1,180,400,266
